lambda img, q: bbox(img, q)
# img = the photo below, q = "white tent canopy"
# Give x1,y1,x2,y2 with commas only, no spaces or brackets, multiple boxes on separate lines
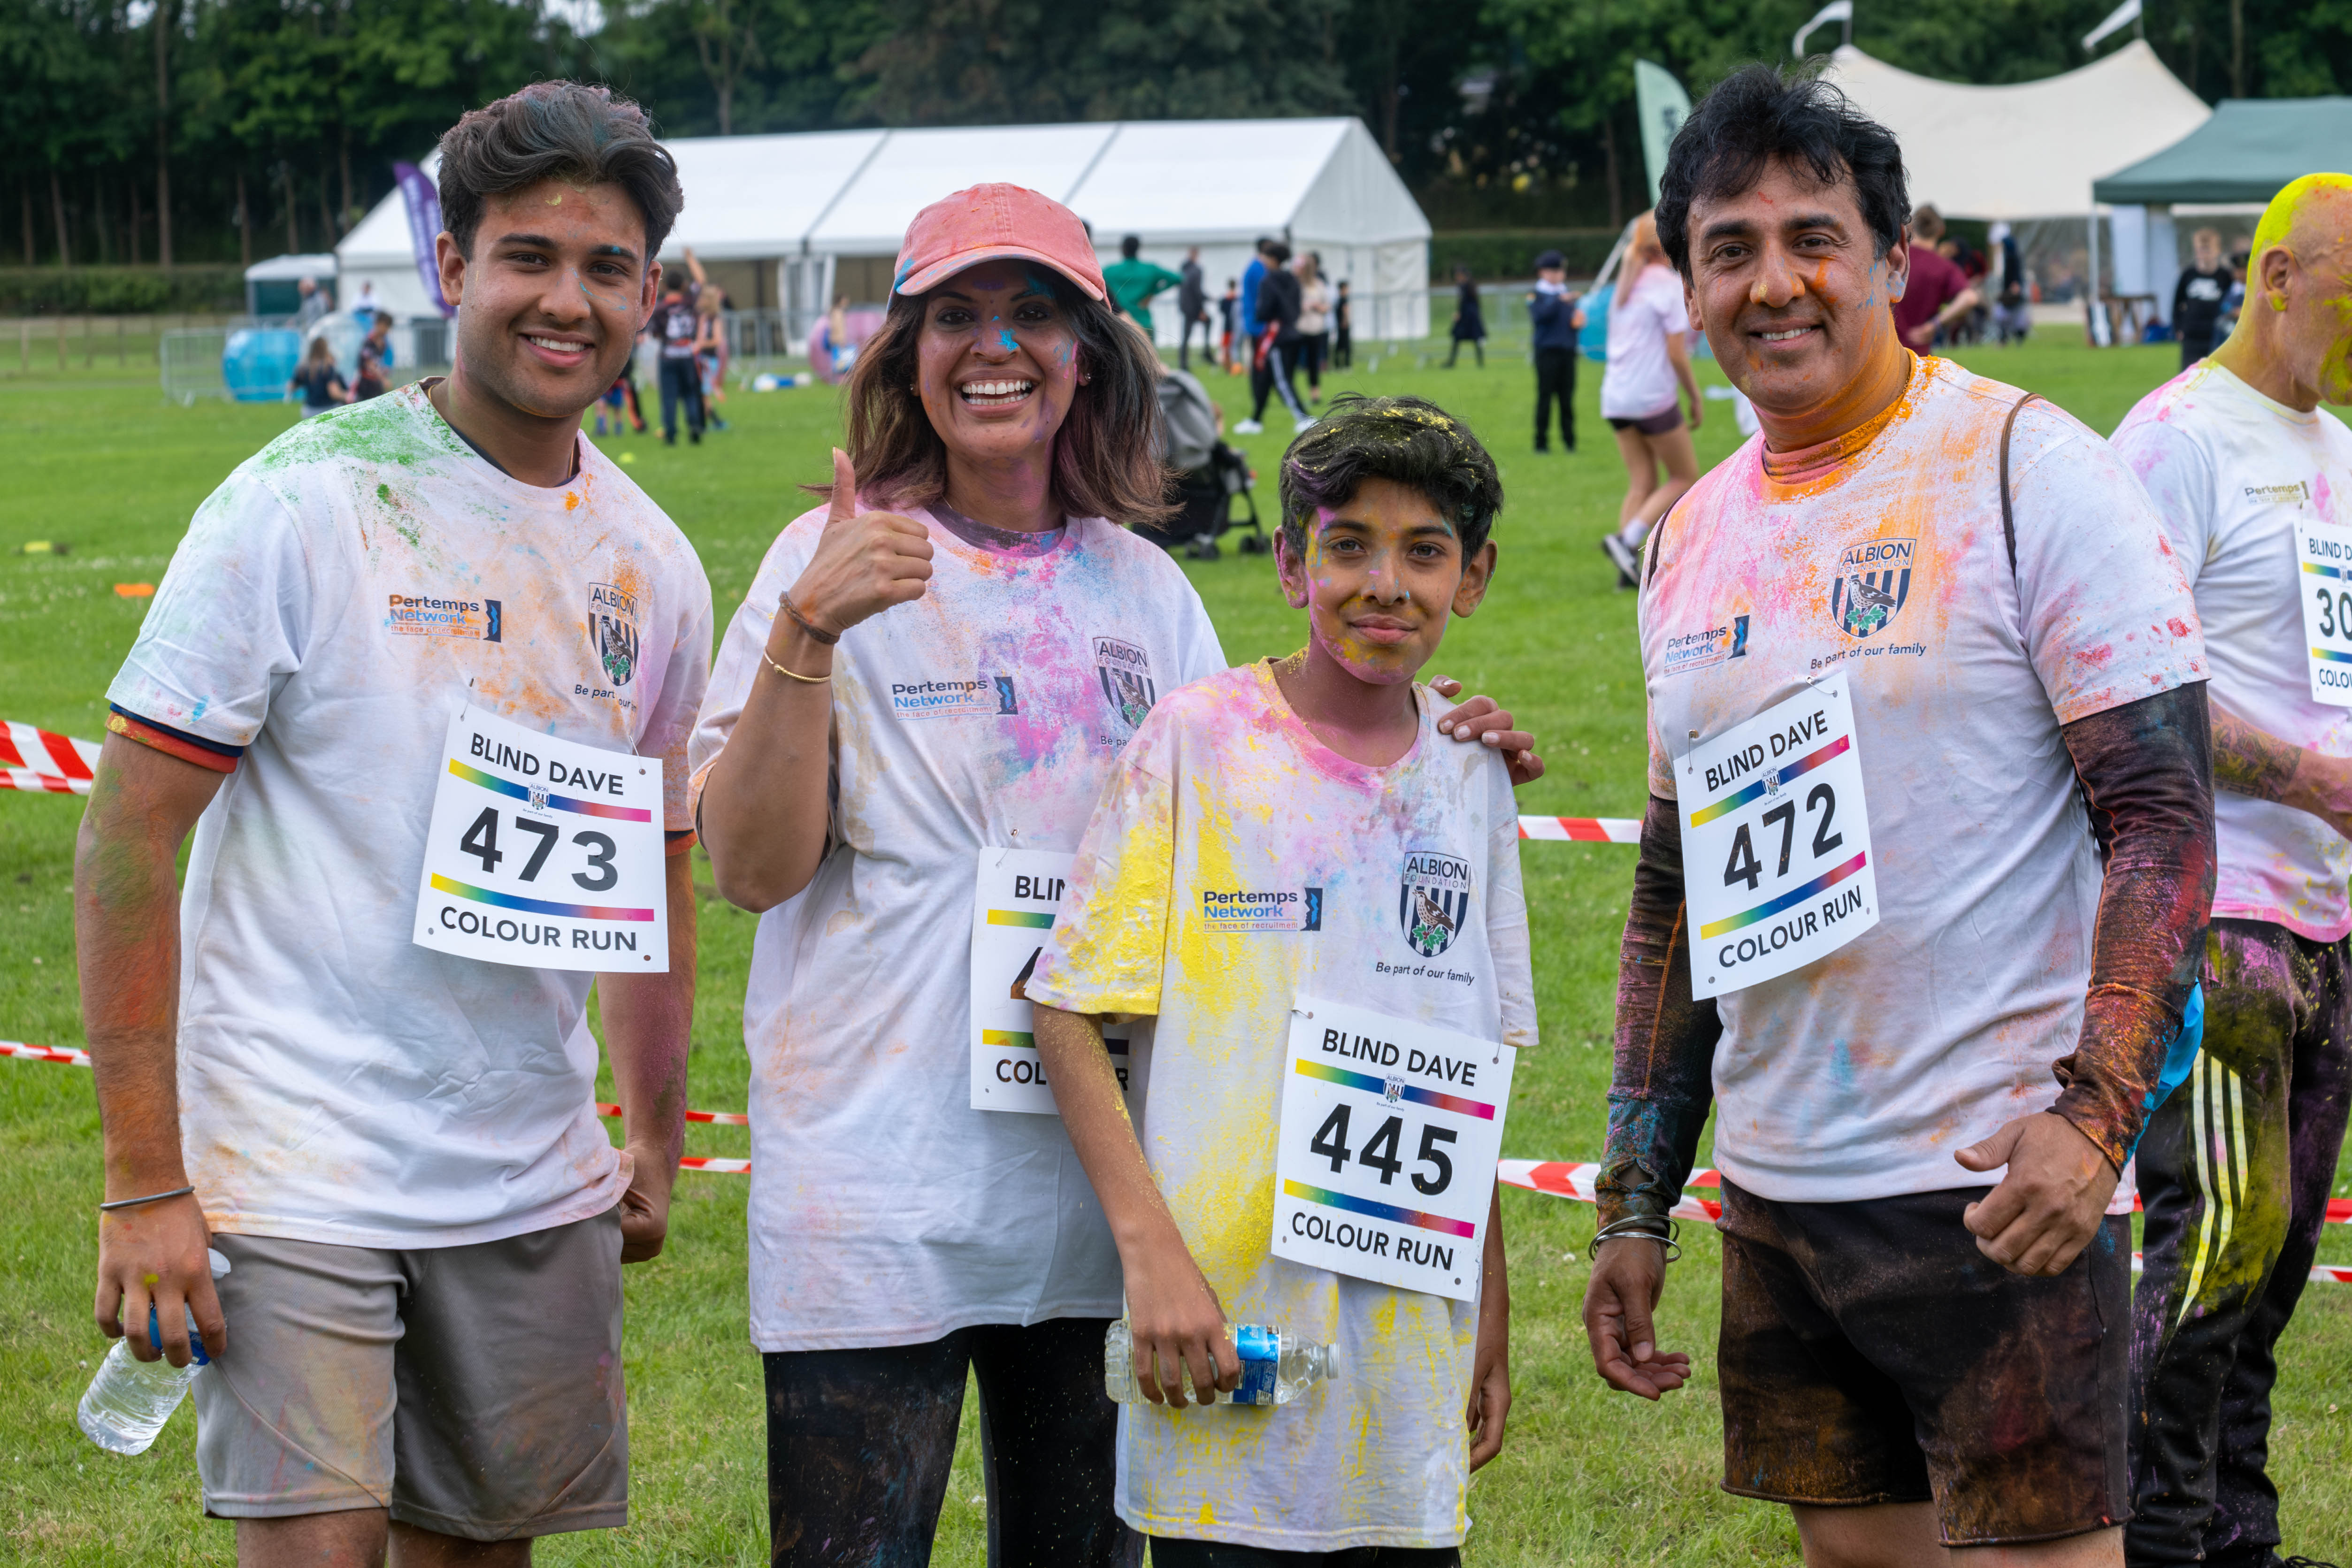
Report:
337,116,1432,347
1818,41,2211,222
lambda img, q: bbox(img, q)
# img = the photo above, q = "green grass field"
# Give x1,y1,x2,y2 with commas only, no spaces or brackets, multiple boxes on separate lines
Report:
2,334,2347,1565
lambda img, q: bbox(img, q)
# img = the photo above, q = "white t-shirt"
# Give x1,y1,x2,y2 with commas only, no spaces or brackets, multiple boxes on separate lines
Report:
1640,354,2205,1202
2113,361,2352,941
1600,263,1689,420
107,382,712,1248
1027,662,1536,1552
690,502,1225,1352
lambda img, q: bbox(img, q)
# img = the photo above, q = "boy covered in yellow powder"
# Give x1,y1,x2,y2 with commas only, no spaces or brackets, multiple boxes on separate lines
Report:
1028,393,1534,1564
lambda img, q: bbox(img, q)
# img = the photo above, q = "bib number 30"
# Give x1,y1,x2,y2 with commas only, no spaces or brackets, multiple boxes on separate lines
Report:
412,705,668,972
1678,670,1878,997
2294,518,2352,707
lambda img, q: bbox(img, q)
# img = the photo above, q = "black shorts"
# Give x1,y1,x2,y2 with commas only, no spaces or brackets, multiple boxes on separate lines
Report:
1608,406,1684,437
1716,1179,2132,1546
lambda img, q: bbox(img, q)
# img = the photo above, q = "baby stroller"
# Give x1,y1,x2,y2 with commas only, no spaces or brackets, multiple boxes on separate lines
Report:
1164,440,1269,560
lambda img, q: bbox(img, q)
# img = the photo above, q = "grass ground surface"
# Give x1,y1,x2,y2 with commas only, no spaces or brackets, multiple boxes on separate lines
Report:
2,334,2347,1565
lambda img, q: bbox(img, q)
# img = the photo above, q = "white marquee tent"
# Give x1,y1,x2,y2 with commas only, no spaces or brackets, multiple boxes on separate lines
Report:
1819,41,2211,221
337,116,1432,351
1819,41,2214,321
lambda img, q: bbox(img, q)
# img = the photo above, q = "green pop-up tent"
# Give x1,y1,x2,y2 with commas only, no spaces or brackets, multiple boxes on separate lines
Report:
2093,98,2352,206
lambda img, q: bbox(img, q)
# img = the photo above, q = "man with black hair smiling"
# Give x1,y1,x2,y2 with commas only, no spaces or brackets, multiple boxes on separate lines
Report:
77,81,707,1566
1581,64,2215,1568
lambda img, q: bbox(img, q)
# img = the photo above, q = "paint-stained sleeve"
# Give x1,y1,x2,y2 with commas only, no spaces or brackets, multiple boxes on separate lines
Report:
1597,793,1720,1234
687,505,825,821
1024,713,1179,1021
2108,407,2219,584
2052,681,2215,1169
106,469,314,752
2008,405,2207,724
1486,769,1538,1051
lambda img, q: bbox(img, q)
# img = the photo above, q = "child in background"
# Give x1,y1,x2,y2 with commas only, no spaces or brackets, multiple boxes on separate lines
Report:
1219,279,1241,373
1030,393,1532,1564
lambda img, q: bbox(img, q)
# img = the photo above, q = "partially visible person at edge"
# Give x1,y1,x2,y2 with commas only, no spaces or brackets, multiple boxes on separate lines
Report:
2109,173,2352,1568
1239,239,1313,436
688,183,1540,1568
288,334,348,417
350,344,389,403
1177,245,1210,370
1583,65,2214,1568
1295,251,1332,403
2173,226,2235,371
1332,277,1353,368
1528,246,1580,454
1597,213,1701,589
77,80,707,1568
1444,261,1485,367
1027,396,1530,1563
645,270,703,444
1218,277,1241,372
1105,233,1184,334
1893,203,1983,353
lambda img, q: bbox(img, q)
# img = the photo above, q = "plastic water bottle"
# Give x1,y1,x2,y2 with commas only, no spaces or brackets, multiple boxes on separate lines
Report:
77,1248,231,1456
1103,1319,1338,1407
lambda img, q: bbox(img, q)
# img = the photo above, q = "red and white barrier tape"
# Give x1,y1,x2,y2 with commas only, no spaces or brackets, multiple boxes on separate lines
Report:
596,1101,748,1127
1517,816,1641,844
1497,1159,2351,1280
2,721,100,796
8,1048,2349,1245
2,1040,90,1067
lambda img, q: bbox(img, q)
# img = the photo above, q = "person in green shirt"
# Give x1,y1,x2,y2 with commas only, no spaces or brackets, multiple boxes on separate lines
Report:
1104,234,1185,333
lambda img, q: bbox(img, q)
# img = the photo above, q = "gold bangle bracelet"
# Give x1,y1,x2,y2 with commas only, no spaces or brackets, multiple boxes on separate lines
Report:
764,654,830,684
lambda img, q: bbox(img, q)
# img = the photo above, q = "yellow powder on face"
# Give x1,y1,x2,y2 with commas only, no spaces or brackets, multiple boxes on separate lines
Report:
2251,173,2352,260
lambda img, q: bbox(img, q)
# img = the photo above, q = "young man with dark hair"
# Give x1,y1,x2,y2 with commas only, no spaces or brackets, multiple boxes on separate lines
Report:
1030,394,1529,1563
1585,64,2214,1568
2111,174,2352,1568
78,79,708,1568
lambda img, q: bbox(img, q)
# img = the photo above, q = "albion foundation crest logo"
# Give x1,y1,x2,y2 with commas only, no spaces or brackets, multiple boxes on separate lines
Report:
1092,635,1157,729
1399,849,1473,958
1829,538,1914,640
588,582,641,688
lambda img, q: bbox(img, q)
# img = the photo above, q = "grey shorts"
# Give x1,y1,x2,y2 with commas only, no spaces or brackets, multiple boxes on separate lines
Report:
192,1206,627,1541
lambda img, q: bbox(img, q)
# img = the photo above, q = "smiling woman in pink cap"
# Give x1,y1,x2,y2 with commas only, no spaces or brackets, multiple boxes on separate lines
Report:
688,184,1539,1567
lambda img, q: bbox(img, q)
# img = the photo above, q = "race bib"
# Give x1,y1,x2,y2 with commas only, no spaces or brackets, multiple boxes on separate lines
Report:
1679,670,1877,997
2294,517,2352,706
969,848,1147,1116
412,705,668,972
1270,997,1514,1302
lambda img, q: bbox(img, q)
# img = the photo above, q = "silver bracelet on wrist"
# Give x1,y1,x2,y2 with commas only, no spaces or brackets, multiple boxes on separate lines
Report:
98,1184,196,1213
1590,1215,1682,1263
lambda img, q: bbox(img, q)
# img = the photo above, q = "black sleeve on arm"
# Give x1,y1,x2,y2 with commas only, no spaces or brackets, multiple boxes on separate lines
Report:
2053,681,2215,1168
1597,792,1722,1235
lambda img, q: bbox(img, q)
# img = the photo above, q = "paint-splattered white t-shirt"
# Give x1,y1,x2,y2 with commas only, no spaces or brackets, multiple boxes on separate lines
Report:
1640,354,2205,1203
107,382,712,1247
2113,360,2352,941
690,500,1224,1352
1026,662,1536,1552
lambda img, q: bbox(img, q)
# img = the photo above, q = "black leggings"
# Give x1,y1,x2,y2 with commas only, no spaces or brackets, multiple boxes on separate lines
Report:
765,1317,1140,1568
